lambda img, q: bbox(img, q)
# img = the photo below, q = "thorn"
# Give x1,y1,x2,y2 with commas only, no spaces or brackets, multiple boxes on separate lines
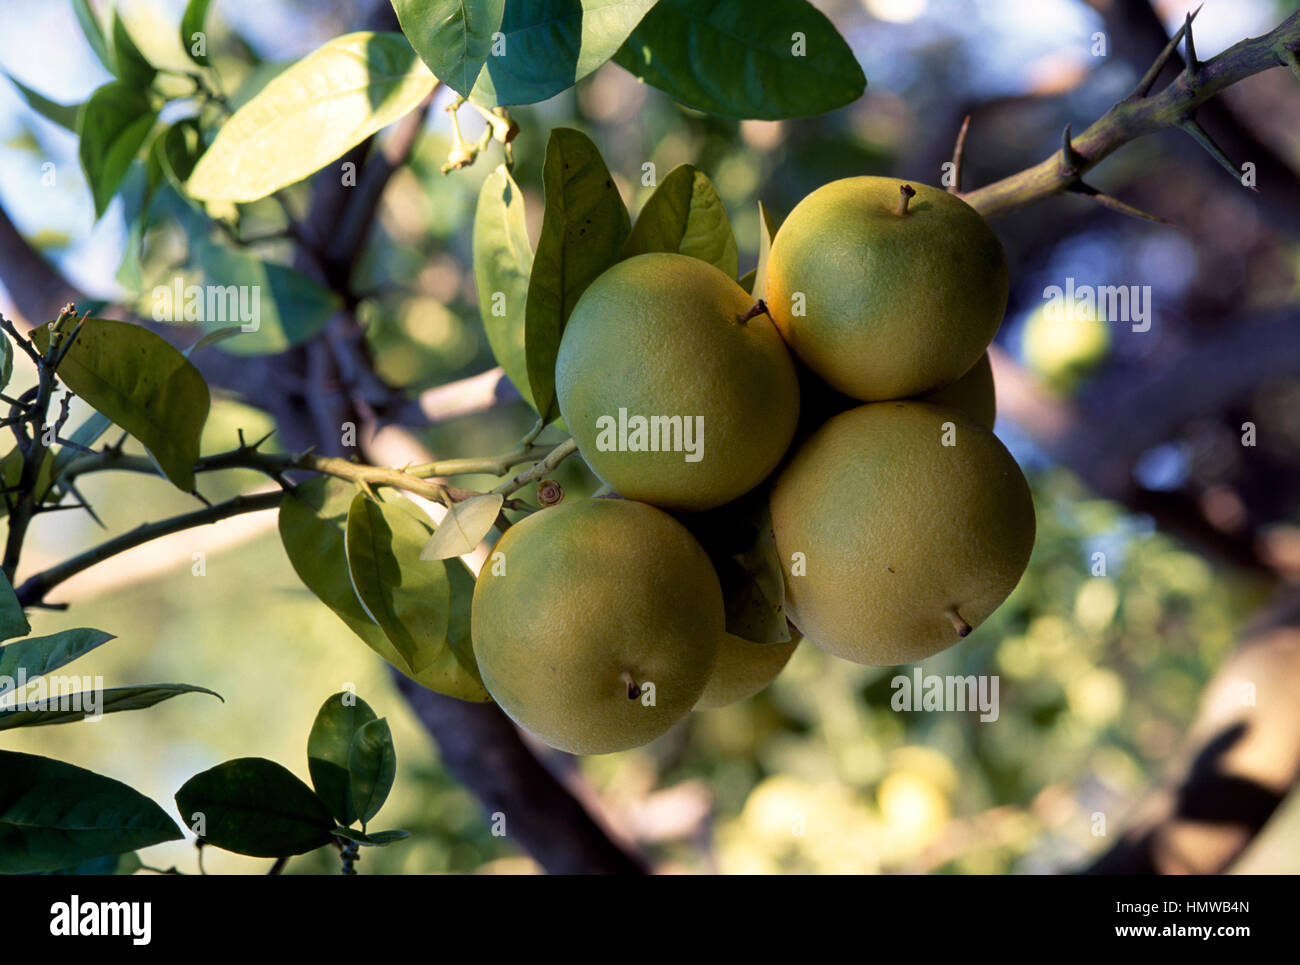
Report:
1126,6,1199,101
1067,181,1172,226
1059,123,1085,177
1182,11,1199,80
191,489,213,508
65,481,106,528
948,114,971,194
1178,116,1256,191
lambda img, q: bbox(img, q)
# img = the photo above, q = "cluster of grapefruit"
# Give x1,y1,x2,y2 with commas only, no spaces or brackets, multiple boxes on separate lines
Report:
471,177,1035,754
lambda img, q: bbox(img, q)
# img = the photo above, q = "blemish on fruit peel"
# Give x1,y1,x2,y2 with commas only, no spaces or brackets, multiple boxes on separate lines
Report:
594,409,704,463
891,669,999,722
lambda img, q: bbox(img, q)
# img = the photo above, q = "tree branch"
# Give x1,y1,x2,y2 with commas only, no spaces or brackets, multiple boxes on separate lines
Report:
961,10,1300,218
13,490,283,606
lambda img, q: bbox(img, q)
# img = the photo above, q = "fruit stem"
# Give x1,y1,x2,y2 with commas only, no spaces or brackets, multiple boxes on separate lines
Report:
896,184,916,216
739,299,770,324
945,606,972,638
620,671,642,700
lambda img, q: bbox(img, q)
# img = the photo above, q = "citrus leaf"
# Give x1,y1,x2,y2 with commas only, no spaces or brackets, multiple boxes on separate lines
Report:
750,201,778,301
279,481,489,701
474,164,536,411
78,81,156,219
0,751,182,874
419,492,503,560
153,119,204,189
72,0,113,71
174,757,335,858
525,127,629,422
680,492,790,644
0,571,29,642
0,684,222,730
443,556,486,692
31,317,210,492
391,0,505,98
468,0,658,107
0,327,12,391
348,717,396,825
330,827,409,845
623,163,738,277
111,10,156,89
306,692,378,827
181,0,214,67
0,629,113,692
612,0,865,119
3,73,80,132
187,31,436,203
187,238,341,354
345,493,450,675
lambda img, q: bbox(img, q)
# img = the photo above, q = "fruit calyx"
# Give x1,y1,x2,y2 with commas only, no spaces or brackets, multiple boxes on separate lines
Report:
620,671,643,700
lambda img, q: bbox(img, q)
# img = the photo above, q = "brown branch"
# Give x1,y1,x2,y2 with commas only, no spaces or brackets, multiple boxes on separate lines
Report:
961,10,1300,218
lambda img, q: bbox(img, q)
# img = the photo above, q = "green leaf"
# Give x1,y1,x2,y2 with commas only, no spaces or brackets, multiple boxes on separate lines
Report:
0,327,12,391
525,128,629,422
187,31,436,203
0,571,29,641
181,0,214,66
623,163,738,277
680,491,790,643
391,0,505,98
474,164,536,411
78,82,156,219
469,0,658,107
0,751,182,874
174,757,336,858
0,629,114,693
345,493,450,675
111,10,156,89
750,200,778,301
0,683,221,730
278,479,490,702
348,717,396,826
3,74,81,132
443,557,484,692
612,0,865,119
306,692,378,826
153,119,204,189
188,238,341,354
31,317,210,492
330,827,409,846
39,850,143,875
72,0,113,71
419,493,503,560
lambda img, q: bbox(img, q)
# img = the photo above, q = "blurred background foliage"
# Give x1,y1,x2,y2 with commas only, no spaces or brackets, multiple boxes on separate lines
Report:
0,0,1298,873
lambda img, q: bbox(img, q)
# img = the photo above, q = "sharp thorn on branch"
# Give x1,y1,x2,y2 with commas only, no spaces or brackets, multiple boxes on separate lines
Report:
948,114,971,194
1067,181,1172,226
1183,11,1200,81
1178,116,1257,191
1127,6,1199,101
1059,123,1085,177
